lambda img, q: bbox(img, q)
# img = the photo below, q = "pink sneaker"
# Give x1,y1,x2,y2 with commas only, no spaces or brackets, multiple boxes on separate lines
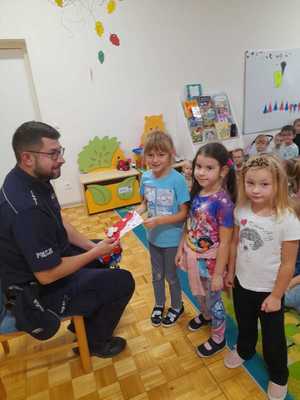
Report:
224,348,245,368
267,381,287,400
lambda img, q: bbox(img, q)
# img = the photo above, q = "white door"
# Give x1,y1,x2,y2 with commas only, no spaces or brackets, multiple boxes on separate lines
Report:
0,44,40,186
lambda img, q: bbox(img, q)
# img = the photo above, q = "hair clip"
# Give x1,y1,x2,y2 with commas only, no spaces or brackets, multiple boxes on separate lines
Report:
227,159,234,168
246,157,270,168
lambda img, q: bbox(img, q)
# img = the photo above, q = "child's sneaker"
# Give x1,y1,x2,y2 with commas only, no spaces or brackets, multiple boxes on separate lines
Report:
267,381,288,400
196,337,226,357
224,348,245,368
188,314,212,331
162,304,184,327
151,306,164,327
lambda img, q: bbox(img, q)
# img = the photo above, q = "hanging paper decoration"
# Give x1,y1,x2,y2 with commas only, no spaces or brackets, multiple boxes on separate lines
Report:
263,105,268,114
280,102,284,111
53,1,124,64
268,103,272,113
110,33,120,46
273,101,278,111
281,61,287,76
107,0,117,14
285,102,289,111
98,50,105,64
95,21,104,37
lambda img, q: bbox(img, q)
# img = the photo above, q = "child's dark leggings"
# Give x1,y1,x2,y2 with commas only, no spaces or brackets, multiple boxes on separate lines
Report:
233,277,288,386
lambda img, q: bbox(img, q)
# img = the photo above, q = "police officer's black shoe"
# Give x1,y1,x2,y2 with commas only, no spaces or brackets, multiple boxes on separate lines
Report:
74,336,126,358
91,336,126,358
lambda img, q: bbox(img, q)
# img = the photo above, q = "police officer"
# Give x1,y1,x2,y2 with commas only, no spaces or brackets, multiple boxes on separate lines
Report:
0,121,135,357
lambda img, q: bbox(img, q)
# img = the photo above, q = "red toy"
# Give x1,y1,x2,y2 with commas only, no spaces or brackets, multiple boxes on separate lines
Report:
117,157,131,171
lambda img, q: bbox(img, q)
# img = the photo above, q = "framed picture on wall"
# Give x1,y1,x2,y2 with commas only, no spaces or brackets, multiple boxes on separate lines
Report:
186,84,202,99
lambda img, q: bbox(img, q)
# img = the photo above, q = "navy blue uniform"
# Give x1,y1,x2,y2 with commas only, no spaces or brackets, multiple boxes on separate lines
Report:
0,166,134,345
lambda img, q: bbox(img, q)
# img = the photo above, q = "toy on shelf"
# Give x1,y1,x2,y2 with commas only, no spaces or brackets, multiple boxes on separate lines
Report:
140,114,165,147
132,147,143,168
117,157,131,171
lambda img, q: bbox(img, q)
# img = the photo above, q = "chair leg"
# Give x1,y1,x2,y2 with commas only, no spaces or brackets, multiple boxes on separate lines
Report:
0,377,7,399
1,341,9,355
72,316,92,373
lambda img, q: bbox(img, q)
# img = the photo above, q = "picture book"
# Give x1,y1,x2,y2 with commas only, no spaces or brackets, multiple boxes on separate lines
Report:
212,94,232,123
215,121,231,140
199,96,216,127
183,99,198,119
190,125,204,144
203,128,217,142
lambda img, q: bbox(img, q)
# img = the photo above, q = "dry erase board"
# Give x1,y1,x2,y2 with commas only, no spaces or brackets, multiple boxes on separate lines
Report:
244,49,300,134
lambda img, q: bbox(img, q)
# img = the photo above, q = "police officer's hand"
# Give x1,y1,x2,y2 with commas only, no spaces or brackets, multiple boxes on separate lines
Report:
95,237,119,256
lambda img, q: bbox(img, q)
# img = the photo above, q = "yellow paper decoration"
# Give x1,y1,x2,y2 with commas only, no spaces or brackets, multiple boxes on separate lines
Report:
274,70,282,88
107,0,116,14
55,0,63,6
95,21,104,37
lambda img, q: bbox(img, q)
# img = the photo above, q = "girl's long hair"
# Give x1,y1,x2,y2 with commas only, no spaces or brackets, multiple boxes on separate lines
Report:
190,142,237,203
238,154,294,217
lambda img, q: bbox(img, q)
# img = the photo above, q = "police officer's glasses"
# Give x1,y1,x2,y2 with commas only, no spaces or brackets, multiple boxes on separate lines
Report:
27,147,65,161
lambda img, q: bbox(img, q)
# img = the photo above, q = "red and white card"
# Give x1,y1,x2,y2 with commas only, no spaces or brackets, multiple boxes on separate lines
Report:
106,211,144,240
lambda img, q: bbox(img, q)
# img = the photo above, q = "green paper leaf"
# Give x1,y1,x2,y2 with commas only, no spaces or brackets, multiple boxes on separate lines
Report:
117,177,135,200
98,50,105,64
87,184,111,205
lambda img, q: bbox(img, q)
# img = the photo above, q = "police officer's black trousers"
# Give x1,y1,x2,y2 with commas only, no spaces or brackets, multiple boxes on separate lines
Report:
40,265,135,346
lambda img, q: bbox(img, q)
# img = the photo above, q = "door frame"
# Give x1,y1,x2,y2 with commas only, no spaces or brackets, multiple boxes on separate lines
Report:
0,39,41,120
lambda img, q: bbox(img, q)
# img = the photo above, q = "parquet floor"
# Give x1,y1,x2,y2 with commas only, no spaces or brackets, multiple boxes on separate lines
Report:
0,205,267,400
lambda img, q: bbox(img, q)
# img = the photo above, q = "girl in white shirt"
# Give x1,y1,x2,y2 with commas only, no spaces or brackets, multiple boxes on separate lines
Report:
224,154,300,400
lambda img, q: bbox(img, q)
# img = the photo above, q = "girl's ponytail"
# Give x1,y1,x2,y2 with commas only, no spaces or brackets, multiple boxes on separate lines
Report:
225,165,237,204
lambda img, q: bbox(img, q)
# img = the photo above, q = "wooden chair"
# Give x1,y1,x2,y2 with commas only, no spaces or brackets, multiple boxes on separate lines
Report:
0,313,92,399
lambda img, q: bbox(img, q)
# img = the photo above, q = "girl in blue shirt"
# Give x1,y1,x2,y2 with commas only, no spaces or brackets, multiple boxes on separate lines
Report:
136,131,190,327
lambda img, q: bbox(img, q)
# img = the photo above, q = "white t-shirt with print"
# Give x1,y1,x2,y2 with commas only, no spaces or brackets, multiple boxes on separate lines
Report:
235,205,300,292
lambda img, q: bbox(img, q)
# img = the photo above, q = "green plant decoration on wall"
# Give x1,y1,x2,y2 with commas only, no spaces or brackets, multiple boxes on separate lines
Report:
87,184,112,205
117,177,135,200
78,136,120,173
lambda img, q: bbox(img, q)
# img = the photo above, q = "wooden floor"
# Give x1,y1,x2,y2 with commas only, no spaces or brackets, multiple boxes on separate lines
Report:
0,205,267,400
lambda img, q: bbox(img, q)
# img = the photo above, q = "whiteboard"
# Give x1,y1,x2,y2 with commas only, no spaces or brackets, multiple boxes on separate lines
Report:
244,48,300,134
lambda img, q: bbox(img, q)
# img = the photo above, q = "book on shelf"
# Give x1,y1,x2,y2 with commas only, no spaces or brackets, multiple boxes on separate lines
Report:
212,93,232,123
182,99,198,119
198,96,216,127
215,121,231,140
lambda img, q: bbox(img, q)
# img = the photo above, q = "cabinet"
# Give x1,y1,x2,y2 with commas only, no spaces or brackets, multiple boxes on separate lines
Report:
79,169,141,215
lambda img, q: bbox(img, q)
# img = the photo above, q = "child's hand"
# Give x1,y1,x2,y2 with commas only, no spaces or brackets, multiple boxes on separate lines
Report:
260,294,281,313
224,271,235,288
175,248,184,267
211,274,223,292
144,217,161,229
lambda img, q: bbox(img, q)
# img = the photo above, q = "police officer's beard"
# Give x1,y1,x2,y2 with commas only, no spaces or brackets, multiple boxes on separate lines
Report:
33,165,61,181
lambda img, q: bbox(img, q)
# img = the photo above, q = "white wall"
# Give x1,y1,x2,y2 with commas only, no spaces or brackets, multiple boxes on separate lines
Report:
1,0,300,204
